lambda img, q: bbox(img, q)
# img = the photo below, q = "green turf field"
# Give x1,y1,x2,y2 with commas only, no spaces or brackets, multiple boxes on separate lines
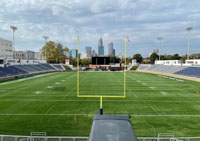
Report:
0,72,200,137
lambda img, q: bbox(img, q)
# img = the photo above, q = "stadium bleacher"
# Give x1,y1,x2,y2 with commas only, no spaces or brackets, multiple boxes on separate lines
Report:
0,64,63,78
137,64,200,78
51,64,65,70
175,67,200,78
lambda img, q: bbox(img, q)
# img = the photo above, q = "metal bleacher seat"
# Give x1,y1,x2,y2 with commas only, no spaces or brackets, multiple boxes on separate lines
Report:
175,67,200,78
0,64,57,78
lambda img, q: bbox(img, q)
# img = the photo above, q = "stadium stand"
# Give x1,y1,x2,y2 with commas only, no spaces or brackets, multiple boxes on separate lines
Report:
137,64,200,78
51,64,65,70
175,67,200,78
0,64,63,78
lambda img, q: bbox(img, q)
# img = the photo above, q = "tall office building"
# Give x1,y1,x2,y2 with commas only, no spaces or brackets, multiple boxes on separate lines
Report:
70,49,77,58
86,46,92,57
108,42,114,56
92,50,97,57
113,49,115,56
98,37,104,55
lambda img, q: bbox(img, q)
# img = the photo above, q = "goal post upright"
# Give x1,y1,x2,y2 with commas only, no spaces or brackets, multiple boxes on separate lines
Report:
76,35,127,115
77,35,79,97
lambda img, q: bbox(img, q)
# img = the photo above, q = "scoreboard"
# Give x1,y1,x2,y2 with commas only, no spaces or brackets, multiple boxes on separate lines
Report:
92,57,110,65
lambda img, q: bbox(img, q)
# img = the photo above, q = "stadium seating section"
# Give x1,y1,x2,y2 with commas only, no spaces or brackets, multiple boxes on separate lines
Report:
0,64,64,78
137,64,200,78
51,64,64,70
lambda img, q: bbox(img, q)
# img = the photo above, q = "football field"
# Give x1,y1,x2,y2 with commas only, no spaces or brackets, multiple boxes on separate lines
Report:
0,72,200,137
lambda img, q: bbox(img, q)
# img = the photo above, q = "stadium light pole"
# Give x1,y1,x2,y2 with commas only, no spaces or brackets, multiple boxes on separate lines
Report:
157,37,163,60
10,26,17,59
186,26,193,60
43,36,49,60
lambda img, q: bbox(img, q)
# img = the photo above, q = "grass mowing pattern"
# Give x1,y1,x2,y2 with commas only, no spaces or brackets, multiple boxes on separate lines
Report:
0,72,200,137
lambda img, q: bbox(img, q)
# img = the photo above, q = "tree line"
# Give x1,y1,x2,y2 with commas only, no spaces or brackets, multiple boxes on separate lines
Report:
133,53,200,64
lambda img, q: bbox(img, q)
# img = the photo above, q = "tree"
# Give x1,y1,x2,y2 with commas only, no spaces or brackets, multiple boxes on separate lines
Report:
150,53,159,64
172,54,181,60
80,58,92,67
160,55,165,60
110,56,120,64
42,41,68,63
164,55,173,60
182,55,187,63
133,54,143,63
70,58,77,66
42,41,57,63
190,53,200,59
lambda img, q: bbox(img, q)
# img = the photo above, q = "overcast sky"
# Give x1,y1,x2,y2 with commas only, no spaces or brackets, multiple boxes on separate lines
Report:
0,0,200,57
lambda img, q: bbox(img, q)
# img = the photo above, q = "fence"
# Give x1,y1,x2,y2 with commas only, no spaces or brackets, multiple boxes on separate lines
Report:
0,135,89,141
1,135,200,141
137,137,200,141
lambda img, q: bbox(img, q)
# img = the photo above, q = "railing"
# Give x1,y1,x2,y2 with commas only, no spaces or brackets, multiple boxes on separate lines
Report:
1,135,200,141
137,137,200,141
0,135,89,141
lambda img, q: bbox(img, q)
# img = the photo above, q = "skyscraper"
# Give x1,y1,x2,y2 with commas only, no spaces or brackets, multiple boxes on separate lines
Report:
113,49,115,56
92,49,97,57
85,46,92,57
98,37,104,55
108,42,113,56
70,49,77,58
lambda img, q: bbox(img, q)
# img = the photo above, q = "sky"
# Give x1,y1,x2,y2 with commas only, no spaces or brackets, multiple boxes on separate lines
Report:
0,0,200,57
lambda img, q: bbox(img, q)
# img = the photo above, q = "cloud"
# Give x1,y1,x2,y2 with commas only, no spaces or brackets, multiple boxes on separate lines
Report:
0,0,200,56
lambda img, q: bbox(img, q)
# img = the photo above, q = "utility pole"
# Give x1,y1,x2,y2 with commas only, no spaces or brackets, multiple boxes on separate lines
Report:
10,26,17,59
186,27,193,60
157,37,163,60
43,36,49,60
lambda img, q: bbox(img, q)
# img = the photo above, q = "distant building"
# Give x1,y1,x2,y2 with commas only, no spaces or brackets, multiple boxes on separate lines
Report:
155,60,182,65
26,50,35,59
108,42,115,56
0,38,13,59
113,49,115,56
92,49,97,57
185,59,200,66
70,49,78,58
86,46,92,57
98,37,104,55
14,51,26,59
35,52,42,60
108,43,113,56
14,50,35,60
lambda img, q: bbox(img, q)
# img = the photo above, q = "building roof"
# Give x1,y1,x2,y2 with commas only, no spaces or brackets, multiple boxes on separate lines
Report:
89,115,137,141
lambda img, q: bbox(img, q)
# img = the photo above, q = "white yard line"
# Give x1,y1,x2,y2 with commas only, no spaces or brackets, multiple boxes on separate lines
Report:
0,113,199,117
0,99,200,103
